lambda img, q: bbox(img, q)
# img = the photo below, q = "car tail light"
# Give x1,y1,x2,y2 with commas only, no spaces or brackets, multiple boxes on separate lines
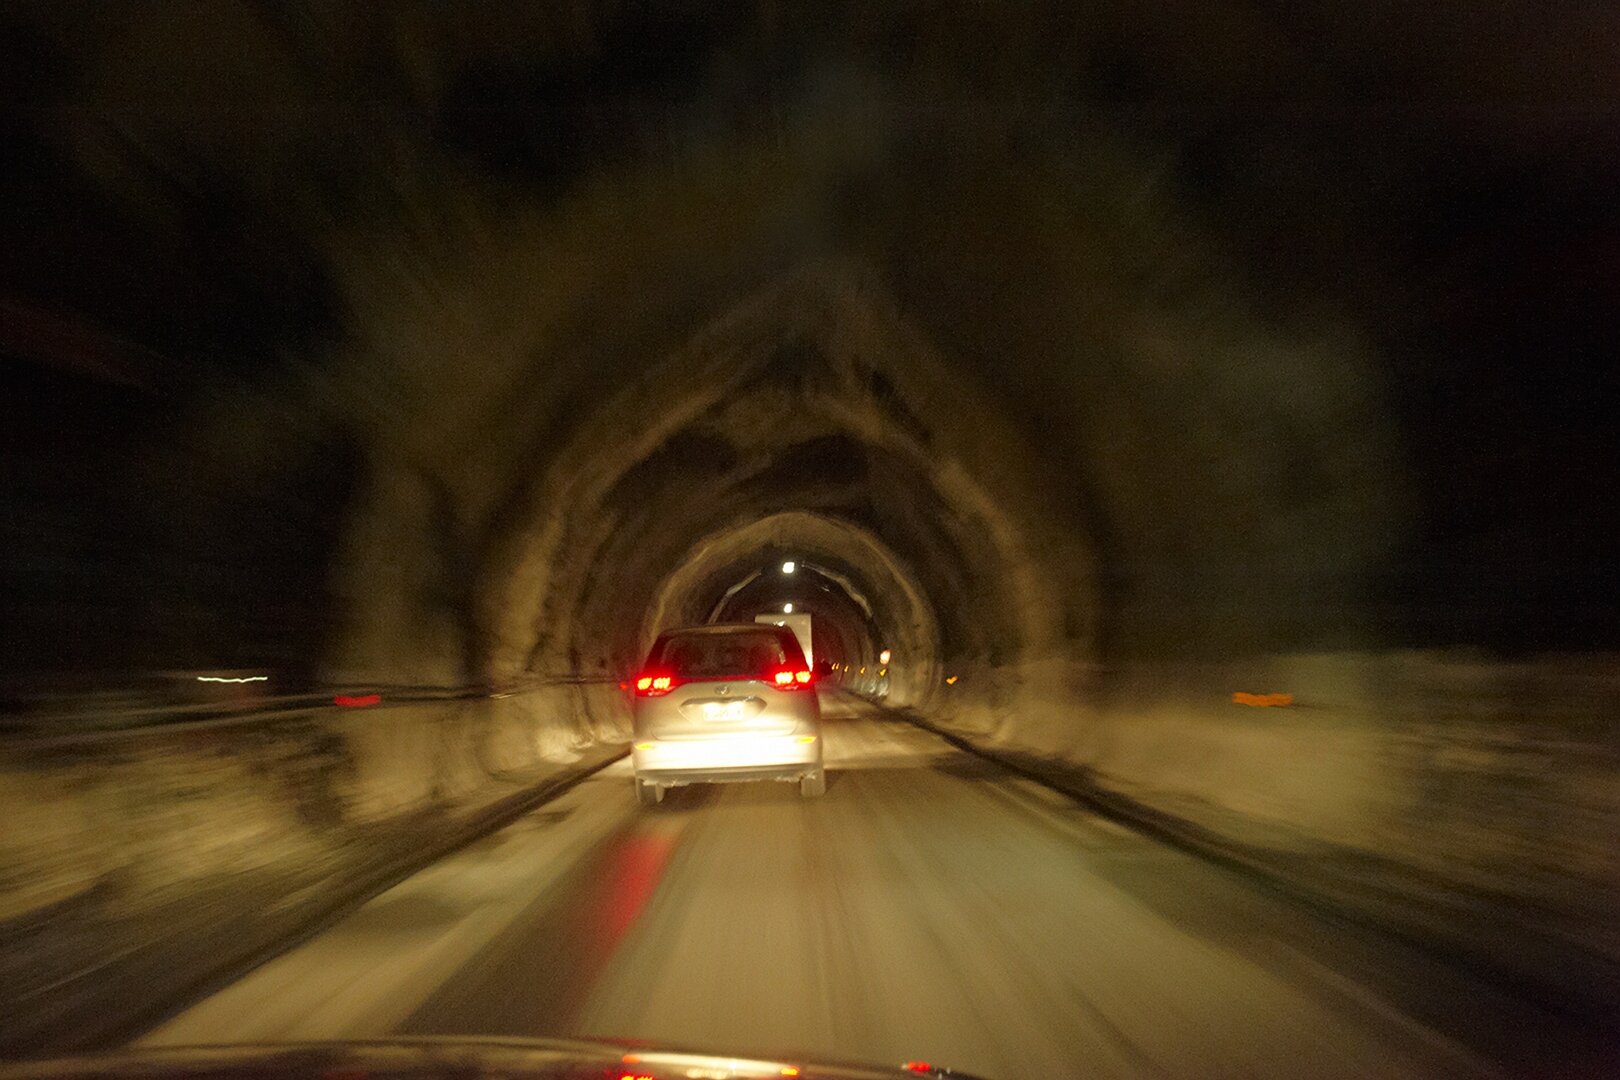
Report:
771,668,813,690
634,673,677,697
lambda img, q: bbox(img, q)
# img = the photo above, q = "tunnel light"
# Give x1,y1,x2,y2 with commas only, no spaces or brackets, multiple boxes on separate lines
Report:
879,649,891,664
782,560,796,574
782,603,793,613
879,668,888,676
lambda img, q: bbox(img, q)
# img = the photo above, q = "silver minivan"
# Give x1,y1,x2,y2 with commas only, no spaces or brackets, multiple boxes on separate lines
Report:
630,623,825,804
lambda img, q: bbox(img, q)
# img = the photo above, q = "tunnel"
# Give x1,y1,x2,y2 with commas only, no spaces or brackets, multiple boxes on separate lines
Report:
2,3,1619,1076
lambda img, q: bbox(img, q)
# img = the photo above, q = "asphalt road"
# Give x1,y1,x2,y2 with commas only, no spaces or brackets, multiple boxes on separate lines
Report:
138,694,1604,1078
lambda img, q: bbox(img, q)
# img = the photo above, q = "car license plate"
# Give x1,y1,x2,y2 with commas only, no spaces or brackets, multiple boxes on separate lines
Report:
706,700,746,720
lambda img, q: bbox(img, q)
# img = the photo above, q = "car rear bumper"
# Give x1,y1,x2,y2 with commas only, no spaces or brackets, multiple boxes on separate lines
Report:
633,734,822,785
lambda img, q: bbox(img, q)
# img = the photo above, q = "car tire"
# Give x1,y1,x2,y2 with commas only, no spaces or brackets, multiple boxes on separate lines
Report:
635,778,664,806
799,769,826,798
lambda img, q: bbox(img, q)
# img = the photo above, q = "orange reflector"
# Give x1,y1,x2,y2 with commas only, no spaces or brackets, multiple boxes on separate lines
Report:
795,735,817,743
944,675,958,685
1233,692,1294,707
620,1055,640,1065
781,1069,800,1078
635,742,655,750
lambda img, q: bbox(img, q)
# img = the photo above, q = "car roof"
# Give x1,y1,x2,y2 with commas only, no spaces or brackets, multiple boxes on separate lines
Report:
654,623,789,637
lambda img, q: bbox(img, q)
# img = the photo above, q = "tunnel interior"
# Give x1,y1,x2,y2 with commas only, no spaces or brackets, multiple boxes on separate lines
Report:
4,3,1620,1066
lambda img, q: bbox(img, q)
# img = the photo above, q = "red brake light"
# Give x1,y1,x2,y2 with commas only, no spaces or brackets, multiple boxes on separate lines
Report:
771,668,813,690
634,673,676,697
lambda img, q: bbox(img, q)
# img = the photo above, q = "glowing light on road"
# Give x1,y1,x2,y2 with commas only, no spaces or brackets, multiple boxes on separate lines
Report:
782,603,793,613
196,675,267,683
879,649,891,664
781,560,796,574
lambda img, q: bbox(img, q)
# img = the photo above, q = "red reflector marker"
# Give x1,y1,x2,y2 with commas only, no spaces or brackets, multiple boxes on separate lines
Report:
333,693,381,708
903,1064,932,1075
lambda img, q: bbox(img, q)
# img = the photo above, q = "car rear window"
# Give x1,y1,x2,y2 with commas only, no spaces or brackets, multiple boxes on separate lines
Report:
646,629,804,678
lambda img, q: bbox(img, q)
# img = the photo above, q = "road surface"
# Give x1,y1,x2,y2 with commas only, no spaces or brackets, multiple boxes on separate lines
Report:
139,693,1598,1078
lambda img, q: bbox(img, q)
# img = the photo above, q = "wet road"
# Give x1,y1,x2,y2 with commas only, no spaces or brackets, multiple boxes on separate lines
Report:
139,694,1594,1078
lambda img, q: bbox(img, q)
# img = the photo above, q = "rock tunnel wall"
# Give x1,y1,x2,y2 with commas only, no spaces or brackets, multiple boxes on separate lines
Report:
913,650,1620,1015
0,685,629,1056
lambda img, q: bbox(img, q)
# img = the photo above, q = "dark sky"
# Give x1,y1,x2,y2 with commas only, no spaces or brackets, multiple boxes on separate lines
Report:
2,1,1617,654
